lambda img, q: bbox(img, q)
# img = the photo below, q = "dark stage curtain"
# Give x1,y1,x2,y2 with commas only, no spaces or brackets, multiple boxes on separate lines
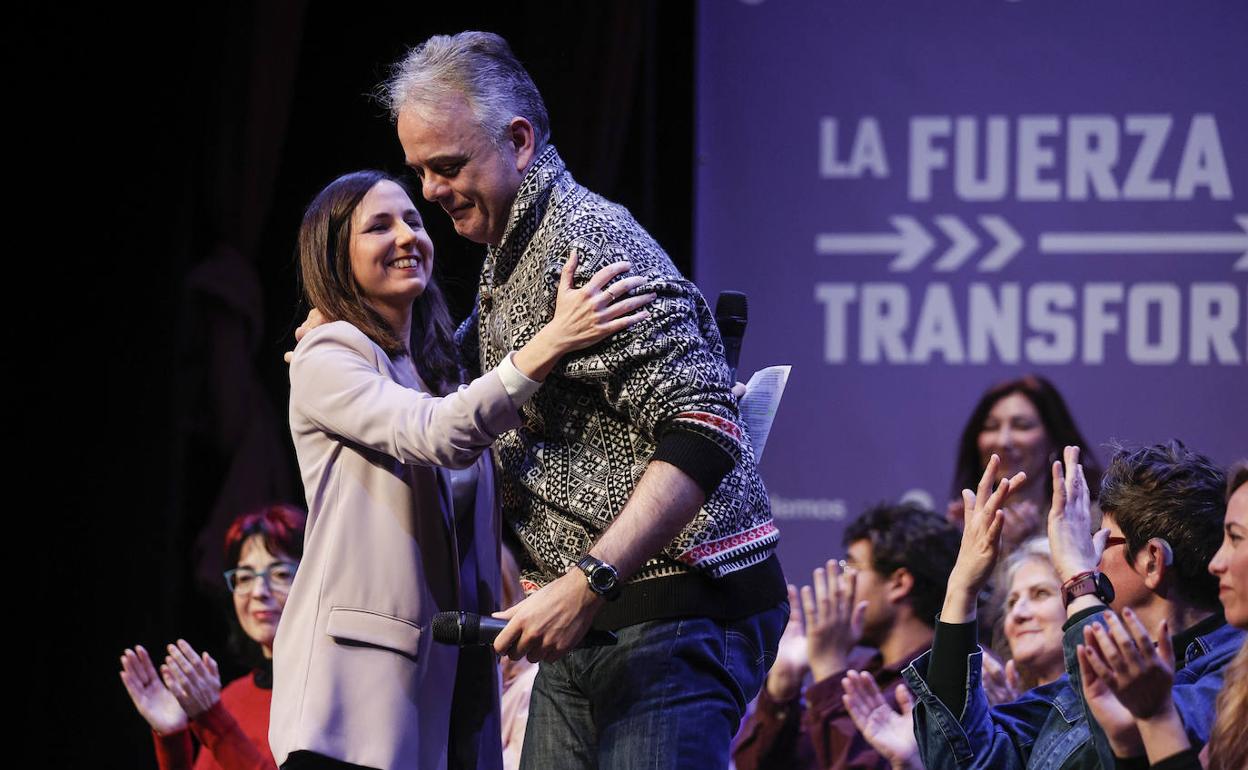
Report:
177,0,307,600
41,2,692,765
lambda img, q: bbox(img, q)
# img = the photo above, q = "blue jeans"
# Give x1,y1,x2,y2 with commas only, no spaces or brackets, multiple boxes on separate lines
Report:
519,603,788,770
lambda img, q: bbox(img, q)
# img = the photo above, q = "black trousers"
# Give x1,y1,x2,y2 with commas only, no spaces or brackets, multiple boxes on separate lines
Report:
282,751,378,770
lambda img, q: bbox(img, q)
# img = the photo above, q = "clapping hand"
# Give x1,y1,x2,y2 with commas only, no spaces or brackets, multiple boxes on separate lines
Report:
1080,610,1175,719
119,645,188,736
1047,445,1101,585
1076,609,1189,762
161,639,222,719
765,585,810,701
803,559,868,682
1000,499,1044,554
982,649,1023,706
943,455,1027,623
842,671,922,770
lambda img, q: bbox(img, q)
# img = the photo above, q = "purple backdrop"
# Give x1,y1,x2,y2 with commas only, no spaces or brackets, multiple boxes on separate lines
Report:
695,0,1248,579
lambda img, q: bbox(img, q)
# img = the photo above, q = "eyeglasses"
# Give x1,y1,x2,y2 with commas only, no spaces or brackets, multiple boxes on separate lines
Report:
223,562,298,595
1101,535,1174,566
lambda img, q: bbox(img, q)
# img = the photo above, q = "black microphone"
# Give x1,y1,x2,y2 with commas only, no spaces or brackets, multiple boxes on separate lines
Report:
431,611,618,648
715,291,748,381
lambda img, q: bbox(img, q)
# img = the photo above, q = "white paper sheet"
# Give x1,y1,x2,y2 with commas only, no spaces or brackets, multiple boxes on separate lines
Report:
738,365,791,463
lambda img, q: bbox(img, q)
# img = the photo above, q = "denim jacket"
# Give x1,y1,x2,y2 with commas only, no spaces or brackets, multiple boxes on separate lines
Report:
903,649,1098,770
902,616,1244,770
1062,609,1244,770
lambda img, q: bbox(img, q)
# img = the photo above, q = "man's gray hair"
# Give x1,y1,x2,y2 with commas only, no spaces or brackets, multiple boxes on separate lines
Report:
380,31,551,149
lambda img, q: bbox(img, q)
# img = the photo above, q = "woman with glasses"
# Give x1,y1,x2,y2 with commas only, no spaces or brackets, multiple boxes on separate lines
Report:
1074,463,1248,770
120,503,306,770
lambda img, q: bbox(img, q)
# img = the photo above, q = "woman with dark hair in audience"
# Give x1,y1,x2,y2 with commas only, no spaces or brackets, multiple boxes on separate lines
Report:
950,375,1102,549
120,503,307,770
272,170,651,770
1076,462,1248,770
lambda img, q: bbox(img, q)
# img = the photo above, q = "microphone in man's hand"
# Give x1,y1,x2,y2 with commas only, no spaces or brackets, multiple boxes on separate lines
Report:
431,611,618,648
715,291,748,381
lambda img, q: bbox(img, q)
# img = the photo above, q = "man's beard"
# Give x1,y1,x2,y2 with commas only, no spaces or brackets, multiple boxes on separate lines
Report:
857,608,890,650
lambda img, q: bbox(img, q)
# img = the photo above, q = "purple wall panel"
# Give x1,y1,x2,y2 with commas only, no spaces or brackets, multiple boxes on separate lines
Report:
696,0,1248,578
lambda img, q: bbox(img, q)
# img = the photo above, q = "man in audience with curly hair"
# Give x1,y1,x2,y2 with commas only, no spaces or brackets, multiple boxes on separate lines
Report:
735,502,959,770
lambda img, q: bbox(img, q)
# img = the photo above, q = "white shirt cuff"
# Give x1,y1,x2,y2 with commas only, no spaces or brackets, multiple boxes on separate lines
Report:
495,351,543,406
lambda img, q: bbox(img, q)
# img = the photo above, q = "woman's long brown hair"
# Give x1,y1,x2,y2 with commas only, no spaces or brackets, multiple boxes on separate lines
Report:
297,170,460,395
1207,463,1248,770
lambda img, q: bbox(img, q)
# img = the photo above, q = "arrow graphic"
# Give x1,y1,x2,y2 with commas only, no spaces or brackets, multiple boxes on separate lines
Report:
977,215,1024,272
931,215,980,272
814,215,935,272
817,216,1023,272
1038,215,1248,270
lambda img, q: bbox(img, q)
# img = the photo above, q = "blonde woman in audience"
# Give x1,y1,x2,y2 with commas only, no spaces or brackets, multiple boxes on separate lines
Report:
840,536,1073,770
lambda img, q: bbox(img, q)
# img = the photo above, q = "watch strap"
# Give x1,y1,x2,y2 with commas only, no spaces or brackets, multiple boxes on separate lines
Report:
1062,570,1110,607
576,555,621,601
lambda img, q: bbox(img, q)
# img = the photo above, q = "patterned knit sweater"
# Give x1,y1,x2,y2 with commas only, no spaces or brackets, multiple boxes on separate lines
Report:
460,146,780,606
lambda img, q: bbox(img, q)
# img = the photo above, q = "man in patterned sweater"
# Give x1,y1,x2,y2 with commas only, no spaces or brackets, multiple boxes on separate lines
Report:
381,31,787,766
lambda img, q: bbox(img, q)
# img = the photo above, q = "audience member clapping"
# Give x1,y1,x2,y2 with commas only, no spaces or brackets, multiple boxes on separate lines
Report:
837,536,1072,769
841,672,920,770
982,537,1069,703
1075,462,1248,770
120,504,305,770
1053,442,1242,768
734,502,959,770
950,375,1102,551
901,442,1242,770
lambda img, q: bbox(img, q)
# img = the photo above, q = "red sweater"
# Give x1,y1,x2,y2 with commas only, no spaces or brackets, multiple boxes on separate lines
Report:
151,673,276,770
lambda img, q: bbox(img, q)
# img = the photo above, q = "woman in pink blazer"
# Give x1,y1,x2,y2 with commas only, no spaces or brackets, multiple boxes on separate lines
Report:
272,170,652,770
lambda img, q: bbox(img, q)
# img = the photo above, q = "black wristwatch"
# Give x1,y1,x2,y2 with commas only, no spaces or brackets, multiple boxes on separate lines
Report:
1062,570,1115,607
576,555,621,601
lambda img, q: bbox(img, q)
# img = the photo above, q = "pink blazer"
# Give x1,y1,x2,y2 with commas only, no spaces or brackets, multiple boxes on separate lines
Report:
272,321,515,770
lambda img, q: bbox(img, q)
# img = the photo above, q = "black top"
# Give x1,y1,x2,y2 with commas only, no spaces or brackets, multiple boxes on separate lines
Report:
1113,748,1201,770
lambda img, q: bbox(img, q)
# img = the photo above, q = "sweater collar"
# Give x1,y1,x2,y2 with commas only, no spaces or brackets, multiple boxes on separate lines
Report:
485,144,566,286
